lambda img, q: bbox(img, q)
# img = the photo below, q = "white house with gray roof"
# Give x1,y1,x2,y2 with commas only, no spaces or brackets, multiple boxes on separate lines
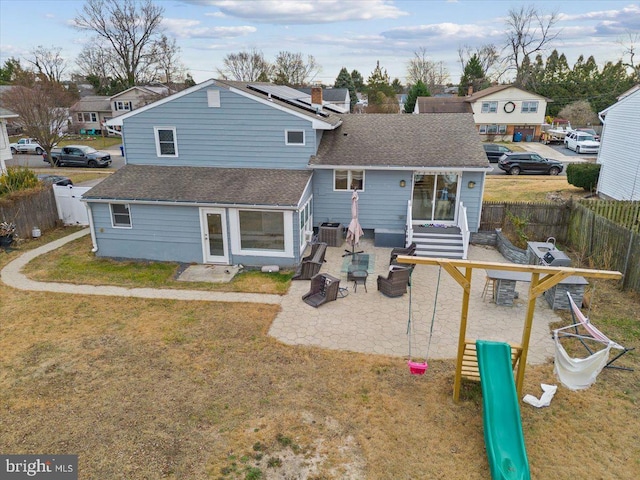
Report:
0,107,19,173
86,79,489,268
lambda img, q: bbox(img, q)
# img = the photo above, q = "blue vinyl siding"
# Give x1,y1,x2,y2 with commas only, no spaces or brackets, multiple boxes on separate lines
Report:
312,169,484,233
459,171,484,232
91,203,205,263
122,87,317,169
90,202,302,267
312,169,412,231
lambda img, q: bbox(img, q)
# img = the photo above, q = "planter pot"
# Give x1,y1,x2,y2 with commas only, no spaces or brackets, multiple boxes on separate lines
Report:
0,235,14,247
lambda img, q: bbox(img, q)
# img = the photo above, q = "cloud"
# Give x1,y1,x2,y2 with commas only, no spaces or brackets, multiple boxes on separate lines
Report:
382,22,500,41
162,18,256,38
557,4,640,36
180,0,408,24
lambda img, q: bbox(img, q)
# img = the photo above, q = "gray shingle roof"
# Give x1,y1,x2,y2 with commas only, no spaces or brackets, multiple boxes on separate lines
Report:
416,97,472,114
83,165,311,206
70,96,111,112
310,113,489,168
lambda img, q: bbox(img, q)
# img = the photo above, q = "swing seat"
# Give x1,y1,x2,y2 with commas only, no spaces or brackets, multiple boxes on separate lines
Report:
408,360,428,375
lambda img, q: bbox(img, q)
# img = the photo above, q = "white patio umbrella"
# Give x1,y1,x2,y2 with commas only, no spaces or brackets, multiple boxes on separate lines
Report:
345,190,364,256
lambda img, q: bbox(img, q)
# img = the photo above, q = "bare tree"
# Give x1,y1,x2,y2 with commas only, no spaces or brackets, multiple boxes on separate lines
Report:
272,52,319,87
153,35,188,85
457,44,501,81
406,47,449,93
1,82,75,167
504,5,560,85
27,46,67,83
217,49,272,82
618,31,640,82
74,0,164,87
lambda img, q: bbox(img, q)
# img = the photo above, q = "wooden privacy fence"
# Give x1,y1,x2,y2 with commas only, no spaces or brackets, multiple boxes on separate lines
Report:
480,201,571,243
0,187,59,239
578,200,640,233
568,202,640,292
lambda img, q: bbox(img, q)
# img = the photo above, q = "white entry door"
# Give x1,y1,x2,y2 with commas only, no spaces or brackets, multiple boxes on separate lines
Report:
200,208,229,264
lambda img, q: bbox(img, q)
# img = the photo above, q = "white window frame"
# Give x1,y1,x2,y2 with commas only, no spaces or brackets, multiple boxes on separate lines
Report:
285,130,305,145
521,101,539,113
76,112,98,122
333,169,365,191
110,203,132,228
154,126,178,157
299,196,313,249
479,124,507,134
481,101,498,113
114,101,132,111
228,209,294,258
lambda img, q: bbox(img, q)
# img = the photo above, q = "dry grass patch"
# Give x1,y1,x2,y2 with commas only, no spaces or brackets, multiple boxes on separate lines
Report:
22,233,292,294
484,175,586,202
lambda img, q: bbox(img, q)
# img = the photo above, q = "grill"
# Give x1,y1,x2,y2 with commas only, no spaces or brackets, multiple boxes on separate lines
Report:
542,250,571,267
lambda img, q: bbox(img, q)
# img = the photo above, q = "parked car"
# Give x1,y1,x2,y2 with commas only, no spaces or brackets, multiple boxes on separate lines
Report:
44,145,112,168
575,127,600,141
497,152,564,176
37,174,73,186
483,144,513,163
9,138,45,155
564,130,600,154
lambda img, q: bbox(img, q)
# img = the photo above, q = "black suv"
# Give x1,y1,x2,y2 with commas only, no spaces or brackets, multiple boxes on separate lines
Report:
483,143,512,163
497,152,564,176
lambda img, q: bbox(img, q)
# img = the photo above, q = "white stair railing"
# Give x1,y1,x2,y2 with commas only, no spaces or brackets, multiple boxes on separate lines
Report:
406,200,413,246
457,201,470,259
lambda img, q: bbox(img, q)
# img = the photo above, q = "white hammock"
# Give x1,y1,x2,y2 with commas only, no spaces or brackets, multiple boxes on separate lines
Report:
553,332,612,390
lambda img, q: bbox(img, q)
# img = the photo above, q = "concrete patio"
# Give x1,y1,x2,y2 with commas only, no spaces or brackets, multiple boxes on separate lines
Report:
270,238,559,365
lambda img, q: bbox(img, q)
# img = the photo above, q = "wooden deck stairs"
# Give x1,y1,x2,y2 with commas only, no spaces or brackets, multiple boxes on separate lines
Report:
461,339,523,381
412,226,464,259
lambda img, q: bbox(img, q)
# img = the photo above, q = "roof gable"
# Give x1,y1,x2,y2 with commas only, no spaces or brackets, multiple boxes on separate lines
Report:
467,85,551,102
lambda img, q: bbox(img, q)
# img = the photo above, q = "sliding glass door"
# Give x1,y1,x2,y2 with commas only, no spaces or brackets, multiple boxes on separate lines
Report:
411,173,459,223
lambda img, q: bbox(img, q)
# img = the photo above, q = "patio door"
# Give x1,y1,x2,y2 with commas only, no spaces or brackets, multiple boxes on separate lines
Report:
200,208,229,264
411,173,459,224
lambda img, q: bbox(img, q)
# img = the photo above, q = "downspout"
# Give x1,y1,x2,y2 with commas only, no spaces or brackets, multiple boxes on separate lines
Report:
86,202,99,253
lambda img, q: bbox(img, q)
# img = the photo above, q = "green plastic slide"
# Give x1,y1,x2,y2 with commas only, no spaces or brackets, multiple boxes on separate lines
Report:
476,340,531,480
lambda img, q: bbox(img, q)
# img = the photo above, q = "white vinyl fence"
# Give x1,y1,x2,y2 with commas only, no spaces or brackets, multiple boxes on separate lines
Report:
53,185,91,225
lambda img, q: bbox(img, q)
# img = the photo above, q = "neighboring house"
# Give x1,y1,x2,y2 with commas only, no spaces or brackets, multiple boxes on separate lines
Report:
87,79,488,268
415,85,550,142
70,85,172,135
299,87,350,112
110,85,171,118
414,97,472,114
70,96,111,134
596,86,640,201
0,107,19,173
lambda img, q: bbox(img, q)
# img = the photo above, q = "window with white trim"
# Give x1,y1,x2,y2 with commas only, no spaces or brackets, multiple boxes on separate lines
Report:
110,203,131,228
114,101,132,111
76,112,98,122
481,101,498,113
334,170,364,191
479,124,507,134
239,210,285,251
285,130,305,145
521,101,539,113
154,127,178,157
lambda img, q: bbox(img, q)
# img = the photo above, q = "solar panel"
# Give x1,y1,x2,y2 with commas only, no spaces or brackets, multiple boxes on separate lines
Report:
247,84,331,117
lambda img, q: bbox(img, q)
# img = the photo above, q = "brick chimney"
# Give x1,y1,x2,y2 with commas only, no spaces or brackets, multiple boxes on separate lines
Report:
311,86,323,111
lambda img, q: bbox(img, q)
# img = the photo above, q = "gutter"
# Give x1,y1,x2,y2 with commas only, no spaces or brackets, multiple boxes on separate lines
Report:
85,202,99,253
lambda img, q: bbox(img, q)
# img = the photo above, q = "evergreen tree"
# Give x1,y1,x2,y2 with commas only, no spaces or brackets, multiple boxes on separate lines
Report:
391,78,403,94
351,69,364,92
458,54,487,96
334,67,357,112
404,80,430,113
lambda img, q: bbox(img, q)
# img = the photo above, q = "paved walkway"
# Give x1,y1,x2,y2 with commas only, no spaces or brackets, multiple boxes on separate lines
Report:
2,229,560,364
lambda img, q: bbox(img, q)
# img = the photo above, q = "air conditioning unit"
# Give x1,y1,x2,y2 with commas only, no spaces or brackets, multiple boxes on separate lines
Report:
304,230,314,242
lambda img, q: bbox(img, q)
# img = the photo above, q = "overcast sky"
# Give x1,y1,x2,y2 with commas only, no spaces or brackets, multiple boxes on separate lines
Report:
1,0,638,85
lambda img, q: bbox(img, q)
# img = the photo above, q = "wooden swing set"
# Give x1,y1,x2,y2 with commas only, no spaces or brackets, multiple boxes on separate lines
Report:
395,255,622,401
